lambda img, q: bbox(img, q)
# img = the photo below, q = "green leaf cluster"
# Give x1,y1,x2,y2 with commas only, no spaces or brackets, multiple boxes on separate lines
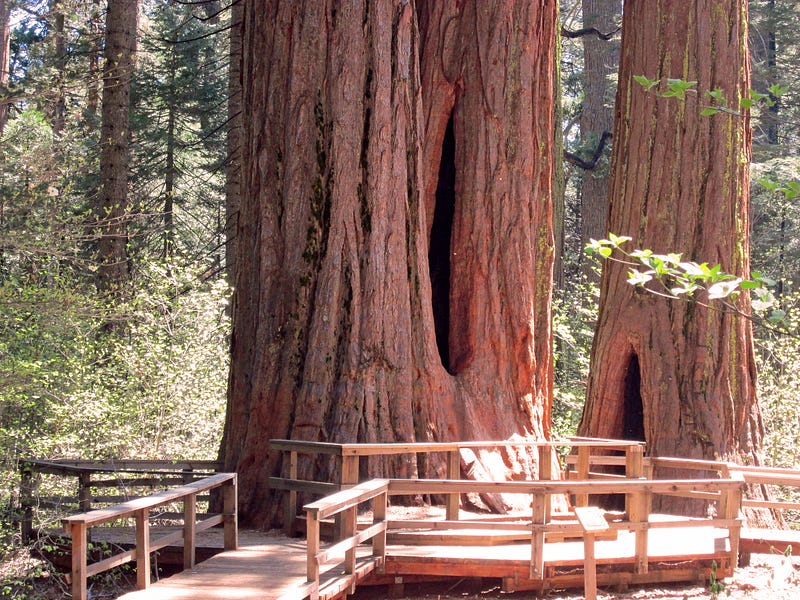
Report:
586,235,786,324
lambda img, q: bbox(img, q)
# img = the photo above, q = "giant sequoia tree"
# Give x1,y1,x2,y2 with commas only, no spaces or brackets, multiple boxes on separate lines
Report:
223,1,558,527
580,0,764,492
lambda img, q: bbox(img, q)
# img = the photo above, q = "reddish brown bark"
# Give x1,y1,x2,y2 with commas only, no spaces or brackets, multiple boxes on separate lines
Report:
223,0,557,528
580,0,764,508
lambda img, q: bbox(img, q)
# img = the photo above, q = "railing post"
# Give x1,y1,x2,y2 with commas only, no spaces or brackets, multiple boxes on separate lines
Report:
373,487,387,569
343,503,357,595
78,471,92,512
183,493,197,570
223,475,238,551
338,453,359,539
724,467,744,569
625,445,644,515
69,521,88,600
135,509,151,590
538,445,555,521
306,509,321,600
446,450,460,520
530,489,546,580
575,446,590,506
19,461,34,543
626,445,648,574
285,450,299,536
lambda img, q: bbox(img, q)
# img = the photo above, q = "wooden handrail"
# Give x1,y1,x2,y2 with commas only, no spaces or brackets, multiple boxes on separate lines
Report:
386,477,744,496
22,458,223,475
303,479,388,599
270,438,644,456
19,458,222,542
271,437,648,534
62,472,237,600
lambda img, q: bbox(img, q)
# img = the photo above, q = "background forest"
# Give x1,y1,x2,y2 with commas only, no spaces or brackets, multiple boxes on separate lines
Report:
0,0,799,592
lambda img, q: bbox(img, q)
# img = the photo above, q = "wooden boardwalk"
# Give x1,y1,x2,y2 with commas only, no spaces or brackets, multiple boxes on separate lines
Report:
51,442,800,600
112,519,737,600
117,537,310,600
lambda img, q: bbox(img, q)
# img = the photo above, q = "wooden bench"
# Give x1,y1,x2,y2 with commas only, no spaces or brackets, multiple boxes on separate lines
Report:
574,506,609,600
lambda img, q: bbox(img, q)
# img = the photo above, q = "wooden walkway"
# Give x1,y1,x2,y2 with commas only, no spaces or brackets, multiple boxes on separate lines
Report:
112,518,737,600
50,441,800,600
117,537,313,600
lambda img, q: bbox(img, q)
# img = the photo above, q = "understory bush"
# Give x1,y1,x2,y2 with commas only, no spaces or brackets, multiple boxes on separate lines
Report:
0,261,230,542
552,278,598,439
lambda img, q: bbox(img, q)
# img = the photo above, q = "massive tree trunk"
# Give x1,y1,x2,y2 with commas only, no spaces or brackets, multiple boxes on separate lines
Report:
223,0,557,528
580,0,764,512
96,1,138,293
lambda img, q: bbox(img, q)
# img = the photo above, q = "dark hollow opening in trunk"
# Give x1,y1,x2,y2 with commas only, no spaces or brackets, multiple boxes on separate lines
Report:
429,114,456,375
623,353,645,442
598,353,646,512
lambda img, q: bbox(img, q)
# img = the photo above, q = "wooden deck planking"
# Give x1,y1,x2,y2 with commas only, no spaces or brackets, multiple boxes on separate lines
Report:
117,538,309,600
113,520,734,599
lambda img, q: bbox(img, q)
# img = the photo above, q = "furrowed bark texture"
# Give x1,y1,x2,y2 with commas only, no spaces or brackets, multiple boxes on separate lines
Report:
224,0,242,285
224,0,557,528
579,0,620,258
580,0,764,509
96,0,138,293
0,0,11,135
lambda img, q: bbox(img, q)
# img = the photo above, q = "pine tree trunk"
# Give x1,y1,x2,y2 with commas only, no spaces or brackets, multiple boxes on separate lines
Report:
580,0,764,514
96,0,138,293
85,0,102,123
578,0,620,269
223,0,557,528
224,0,242,285
50,0,67,137
0,0,10,135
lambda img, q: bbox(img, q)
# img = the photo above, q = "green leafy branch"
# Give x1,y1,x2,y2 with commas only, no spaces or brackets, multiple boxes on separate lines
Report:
585,234,787,326
633,74,789,117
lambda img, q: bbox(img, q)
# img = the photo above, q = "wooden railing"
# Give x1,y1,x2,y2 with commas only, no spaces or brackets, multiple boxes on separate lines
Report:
61,472,237,600
300,476,745,600
733,464,800,512
19,458,222,541
300,479,389,600
270,438,646,534
566,453,800,521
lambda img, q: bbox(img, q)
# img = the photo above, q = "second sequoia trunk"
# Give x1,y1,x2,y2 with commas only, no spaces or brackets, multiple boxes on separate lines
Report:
580,0,765,513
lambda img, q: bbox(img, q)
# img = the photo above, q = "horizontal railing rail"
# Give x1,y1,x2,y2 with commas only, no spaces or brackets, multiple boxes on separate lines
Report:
61,472,237,600
19,458,223,542
732,465,800,512
271,438,646,534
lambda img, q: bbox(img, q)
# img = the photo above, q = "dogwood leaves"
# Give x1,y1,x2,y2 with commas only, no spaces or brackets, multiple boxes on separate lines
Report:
585,235,785,324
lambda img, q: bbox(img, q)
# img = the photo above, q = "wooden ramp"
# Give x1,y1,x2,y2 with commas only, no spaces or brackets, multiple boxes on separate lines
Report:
116,536,378,600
